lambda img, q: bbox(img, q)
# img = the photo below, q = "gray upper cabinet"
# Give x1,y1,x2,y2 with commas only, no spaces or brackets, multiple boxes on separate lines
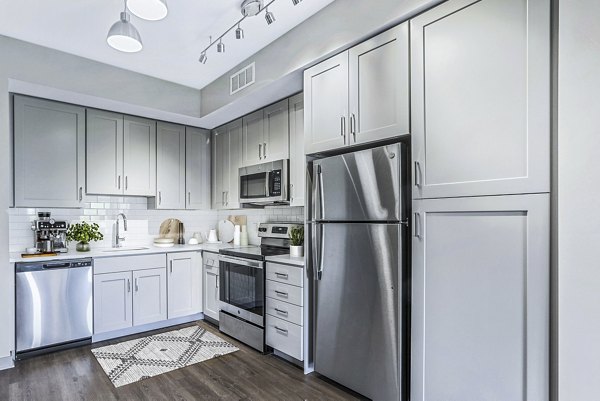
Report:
123,116,156,196
87,111,156,196
304,23,409,155
304,51,349,155
155,122,186,209
263,99,289,162
289,94,305,207
13,95,85,208
186,127,211,210
412,194,549,401
349,23,409,145
411,0,550,199
242,109,264,167
86,109,123,195
212,119,242,210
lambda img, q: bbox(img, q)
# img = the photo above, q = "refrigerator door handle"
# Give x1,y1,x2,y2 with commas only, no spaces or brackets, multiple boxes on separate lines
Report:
317,164,324,220
316,224,324,280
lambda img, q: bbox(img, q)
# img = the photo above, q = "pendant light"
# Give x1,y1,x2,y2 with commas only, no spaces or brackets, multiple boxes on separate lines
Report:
127,0,168,21
107,1,143,53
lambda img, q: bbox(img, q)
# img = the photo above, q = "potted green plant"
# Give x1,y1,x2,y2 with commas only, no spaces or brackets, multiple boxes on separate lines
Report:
66,221,104,252
289,225,304,257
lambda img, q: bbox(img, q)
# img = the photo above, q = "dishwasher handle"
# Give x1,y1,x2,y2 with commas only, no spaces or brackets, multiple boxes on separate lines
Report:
43,262,71,269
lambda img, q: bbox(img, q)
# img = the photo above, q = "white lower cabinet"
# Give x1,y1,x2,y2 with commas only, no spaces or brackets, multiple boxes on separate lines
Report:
167,252,202,319
265,262,304,361
203,253,220,321
93,271,133,334
132,268,167,326
411,194,549,401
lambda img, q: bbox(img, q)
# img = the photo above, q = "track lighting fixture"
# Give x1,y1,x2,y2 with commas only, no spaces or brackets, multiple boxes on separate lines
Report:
107,1,143,53
292,0,302,5
265,7,276,24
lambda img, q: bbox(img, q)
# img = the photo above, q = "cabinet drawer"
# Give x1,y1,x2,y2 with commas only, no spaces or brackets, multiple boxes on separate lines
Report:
203,251,219,267
266,297,303,326
94,253,166,274
266,315,303,361
266,262,303,287
266,280,303,307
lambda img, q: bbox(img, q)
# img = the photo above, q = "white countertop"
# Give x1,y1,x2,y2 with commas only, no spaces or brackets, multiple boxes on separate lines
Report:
265,254,305,267
10,242,236,263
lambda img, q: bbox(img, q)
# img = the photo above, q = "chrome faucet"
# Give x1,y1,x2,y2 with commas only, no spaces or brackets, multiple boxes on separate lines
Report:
115,213,128,248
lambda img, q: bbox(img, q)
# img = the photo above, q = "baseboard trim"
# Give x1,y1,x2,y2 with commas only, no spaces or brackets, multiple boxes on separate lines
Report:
92,313,204,343
0,356,15,370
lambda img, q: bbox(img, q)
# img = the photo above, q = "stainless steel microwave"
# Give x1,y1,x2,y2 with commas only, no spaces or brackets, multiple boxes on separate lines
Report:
239,159,289,206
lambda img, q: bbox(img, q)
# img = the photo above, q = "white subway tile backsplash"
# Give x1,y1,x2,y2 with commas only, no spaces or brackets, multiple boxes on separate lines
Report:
8,195,304,252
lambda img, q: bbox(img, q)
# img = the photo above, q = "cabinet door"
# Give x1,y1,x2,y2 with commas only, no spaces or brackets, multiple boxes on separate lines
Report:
263,99,290,162
133,268,167,326
123,116,156,196
412,194,549,401
203,270,220,321
304,51,349,154
349,23,409,145
13,96,86,208
86,109,124,195
167,252,202,319
411,0,550,199
242,109,264,167
93,271,132,334
156,122,186,209
186,127,211,209
289,93,305,207
226,119,243,209
212,126,228,209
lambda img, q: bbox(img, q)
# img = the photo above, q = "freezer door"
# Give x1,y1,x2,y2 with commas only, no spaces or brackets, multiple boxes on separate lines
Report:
314,222,401,401
313,143,402,222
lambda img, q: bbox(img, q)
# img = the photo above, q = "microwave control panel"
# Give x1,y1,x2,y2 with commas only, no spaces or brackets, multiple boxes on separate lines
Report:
270,170,282,196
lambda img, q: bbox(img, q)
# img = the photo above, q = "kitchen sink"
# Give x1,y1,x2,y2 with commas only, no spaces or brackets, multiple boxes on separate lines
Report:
100,247,150,252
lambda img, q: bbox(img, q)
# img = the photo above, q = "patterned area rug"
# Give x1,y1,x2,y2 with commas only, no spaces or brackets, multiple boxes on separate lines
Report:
91,325,238,387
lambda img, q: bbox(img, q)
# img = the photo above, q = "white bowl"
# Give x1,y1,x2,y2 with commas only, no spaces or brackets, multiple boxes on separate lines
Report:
153,242,175,248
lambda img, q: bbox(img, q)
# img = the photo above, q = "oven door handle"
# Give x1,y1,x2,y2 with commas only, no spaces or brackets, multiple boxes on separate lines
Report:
219,255,263,269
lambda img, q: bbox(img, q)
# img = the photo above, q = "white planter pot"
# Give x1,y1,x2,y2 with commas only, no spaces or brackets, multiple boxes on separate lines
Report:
290,245,304,258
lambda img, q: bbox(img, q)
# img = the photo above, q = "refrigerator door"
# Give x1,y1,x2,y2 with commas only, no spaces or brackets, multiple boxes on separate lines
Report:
314,222,401,401
312,143,402,222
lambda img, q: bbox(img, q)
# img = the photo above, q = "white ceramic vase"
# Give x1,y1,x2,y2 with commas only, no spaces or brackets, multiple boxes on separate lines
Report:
290,245,304,258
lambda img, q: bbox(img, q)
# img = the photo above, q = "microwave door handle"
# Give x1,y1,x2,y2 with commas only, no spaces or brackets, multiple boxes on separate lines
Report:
265,171,271,197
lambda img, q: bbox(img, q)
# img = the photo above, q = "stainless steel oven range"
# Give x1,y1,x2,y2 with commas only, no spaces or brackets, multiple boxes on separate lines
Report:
218,222,301,352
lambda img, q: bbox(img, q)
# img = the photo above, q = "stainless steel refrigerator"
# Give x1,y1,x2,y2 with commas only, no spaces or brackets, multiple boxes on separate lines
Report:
307,142,408,401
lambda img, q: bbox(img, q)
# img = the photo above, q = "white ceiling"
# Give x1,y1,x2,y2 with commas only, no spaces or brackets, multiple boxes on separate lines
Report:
0,0,335,89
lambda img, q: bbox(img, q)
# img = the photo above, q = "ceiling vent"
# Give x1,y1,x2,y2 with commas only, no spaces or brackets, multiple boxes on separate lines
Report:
230,62,256,95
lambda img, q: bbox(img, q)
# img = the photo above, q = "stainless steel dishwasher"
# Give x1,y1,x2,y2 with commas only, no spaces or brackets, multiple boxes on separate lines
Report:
16,258,93,359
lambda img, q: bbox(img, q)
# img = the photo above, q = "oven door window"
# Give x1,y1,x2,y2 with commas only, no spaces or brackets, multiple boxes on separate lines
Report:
220,261,264,317
240,172,267,199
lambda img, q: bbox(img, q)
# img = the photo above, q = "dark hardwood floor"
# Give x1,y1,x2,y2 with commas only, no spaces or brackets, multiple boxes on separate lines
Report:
0,321,362,401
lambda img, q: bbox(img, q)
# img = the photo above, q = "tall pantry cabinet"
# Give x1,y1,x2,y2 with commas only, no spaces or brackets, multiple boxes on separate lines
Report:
410,0,551,400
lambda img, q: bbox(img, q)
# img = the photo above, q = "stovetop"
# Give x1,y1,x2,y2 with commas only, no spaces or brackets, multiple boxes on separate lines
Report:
219,246,290,261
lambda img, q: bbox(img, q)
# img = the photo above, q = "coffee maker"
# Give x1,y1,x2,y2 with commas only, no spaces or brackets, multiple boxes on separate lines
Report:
31,212,69,253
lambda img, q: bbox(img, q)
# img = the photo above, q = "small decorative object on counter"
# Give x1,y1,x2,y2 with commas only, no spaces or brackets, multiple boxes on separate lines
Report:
289,225,304,257
240,225,249,246
66,221,104,252
178,222,185,245
207,229,219,243
233,225,241,246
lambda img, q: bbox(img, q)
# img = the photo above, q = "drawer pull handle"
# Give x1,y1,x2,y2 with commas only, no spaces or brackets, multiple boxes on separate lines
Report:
275,272,289,279
274,308,288,315
274,326,288,334
274,290,288,297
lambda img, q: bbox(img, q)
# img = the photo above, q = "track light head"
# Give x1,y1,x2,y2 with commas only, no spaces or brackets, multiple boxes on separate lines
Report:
292,0,302,5
265,8,275,25
217,39,225,53
199,52,207,64
236,24,244,39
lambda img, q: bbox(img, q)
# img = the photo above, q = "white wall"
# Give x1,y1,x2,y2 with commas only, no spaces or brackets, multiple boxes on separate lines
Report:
0,34,200,363
558,0,600,398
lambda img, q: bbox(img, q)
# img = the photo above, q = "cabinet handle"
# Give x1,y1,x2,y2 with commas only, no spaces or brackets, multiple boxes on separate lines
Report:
274,326,288,334
275,272,289,279
118,175,121,190
188,191,191,204
127,278,131,293
263,142,267,159
170,260,173,274
125,176,128,190
226,191,229,206
414,212,422,239
158,191,162,205
414,161,422,187
340,116,345,138
274,290,288,298
274,308,288,316
258,144,262,160
135,278,139,292
222,191,225,205
216,278,219,289
351,113,357,141
290,183,294,202
79,187,83,202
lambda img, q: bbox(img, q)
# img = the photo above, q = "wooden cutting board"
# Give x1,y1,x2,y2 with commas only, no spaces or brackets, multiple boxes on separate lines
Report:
21,252,58,258
228,215,247,227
